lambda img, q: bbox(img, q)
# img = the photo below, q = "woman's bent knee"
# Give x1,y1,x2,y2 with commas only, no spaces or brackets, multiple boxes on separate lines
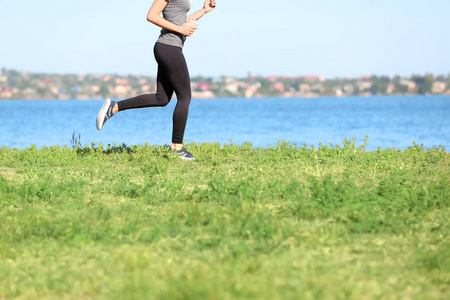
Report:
156,93,170,106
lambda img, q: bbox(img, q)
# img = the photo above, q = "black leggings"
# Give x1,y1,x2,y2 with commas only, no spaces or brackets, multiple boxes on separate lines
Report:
117,42,191,144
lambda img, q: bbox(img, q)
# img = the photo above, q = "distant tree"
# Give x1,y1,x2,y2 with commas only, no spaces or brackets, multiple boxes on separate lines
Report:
256,78,273,95
281,78,297,91
436,74,445,81
322,80,337,95
444,73,450,87
393,77,408,94
98,84,109,98
37,87,49,98
217,88,235,98
411,74,434,94
237,86,246,96
191,75,212,83
7,69,20,85
369,75,390,95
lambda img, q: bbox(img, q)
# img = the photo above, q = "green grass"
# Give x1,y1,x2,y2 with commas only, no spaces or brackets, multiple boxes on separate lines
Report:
0,139,449,299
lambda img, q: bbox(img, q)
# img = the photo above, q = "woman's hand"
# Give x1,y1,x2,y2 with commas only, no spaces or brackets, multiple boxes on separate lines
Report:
185,0,216,29
203,0,216,13
180,21,198,36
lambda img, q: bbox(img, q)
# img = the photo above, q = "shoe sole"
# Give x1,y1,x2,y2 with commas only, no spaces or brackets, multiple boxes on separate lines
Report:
169,147,196,161
96,98,111,130
179,156,195,161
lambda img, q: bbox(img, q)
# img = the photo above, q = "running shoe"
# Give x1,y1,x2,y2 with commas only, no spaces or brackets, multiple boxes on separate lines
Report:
171,146,196,161
96,98,117,130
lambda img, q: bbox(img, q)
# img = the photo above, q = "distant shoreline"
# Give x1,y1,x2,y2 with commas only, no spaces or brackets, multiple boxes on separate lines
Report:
1,94,450,101
1,69,449,99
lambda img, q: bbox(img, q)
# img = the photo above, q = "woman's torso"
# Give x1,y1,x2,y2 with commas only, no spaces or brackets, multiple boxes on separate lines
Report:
157,0,191,48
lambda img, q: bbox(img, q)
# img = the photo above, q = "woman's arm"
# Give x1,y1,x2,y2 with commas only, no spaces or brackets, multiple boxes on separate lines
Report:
147,0,197,36
188,0,217,21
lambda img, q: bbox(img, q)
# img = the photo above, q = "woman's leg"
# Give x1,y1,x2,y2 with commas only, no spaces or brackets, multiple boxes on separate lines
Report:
107,43,192,149
116,47,174,111
153,43,192,146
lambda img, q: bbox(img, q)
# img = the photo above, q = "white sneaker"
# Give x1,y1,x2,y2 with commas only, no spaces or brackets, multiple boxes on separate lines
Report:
171,146,196,161
96,98,116,130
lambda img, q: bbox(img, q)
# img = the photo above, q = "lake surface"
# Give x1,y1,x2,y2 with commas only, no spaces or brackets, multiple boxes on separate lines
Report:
0,95,449,150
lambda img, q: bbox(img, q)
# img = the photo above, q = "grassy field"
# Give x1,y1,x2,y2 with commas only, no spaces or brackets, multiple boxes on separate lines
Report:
0,139,449,299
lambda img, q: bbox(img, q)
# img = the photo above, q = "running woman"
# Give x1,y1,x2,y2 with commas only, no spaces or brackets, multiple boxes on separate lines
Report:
96,0,217,160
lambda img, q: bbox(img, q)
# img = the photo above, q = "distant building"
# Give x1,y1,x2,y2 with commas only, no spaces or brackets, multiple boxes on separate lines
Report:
386,83,395,94
431,82,446,94
50,87,59,95
115,78,130,85
141,84,152,92
357,81,372,92
311,83,324,94
192,90,215,98
271,82,285,93
245,83,261,98
0,88,12,98
225,80,246,95
91,85,101,93
400,79,416,92
194,82,211,91
114,85,129,95
266,75,324,82
342,84,354,95
296,75,325,82
299,84,311,93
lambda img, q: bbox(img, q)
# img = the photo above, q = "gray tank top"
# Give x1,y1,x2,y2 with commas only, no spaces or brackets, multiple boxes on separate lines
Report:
156,0,191,48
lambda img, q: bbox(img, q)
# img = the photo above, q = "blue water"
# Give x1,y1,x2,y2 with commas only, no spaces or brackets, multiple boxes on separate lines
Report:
0,95,449,150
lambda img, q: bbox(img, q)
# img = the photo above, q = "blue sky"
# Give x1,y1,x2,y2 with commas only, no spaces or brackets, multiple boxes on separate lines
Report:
1,0,449,78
